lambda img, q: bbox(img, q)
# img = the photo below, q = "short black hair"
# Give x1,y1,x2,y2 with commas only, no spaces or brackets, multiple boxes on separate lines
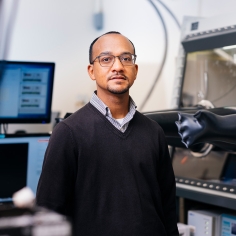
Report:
89,31,136,64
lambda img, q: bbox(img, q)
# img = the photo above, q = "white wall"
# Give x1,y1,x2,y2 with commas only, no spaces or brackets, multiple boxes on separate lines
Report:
3,0,236,132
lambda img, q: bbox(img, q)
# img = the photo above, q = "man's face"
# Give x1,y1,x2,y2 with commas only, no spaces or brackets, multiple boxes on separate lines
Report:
88,34,138,96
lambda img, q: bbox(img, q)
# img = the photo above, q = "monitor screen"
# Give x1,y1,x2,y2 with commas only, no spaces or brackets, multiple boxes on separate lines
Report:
0,134,50,203
180,45,236,108
0,61,55,123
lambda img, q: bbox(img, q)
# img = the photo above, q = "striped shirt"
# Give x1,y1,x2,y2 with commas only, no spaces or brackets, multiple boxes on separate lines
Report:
90,92,137,133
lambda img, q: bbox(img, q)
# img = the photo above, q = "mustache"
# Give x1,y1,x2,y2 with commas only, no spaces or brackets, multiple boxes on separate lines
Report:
108,73,127,80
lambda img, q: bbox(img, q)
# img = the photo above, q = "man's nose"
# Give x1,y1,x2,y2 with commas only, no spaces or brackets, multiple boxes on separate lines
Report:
112,56,124,71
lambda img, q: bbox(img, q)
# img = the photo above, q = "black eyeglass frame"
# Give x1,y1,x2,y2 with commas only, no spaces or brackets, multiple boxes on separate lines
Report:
91,53,137,67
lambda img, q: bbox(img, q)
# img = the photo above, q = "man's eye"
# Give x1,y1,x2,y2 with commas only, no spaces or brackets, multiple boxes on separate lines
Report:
101,56,112,62
121,56,132,61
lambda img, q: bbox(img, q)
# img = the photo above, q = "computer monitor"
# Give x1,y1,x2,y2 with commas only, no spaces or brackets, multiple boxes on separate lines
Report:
0,133,50,203
0,61,55,124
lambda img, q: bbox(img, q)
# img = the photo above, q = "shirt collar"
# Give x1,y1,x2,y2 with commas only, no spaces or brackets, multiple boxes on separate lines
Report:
90,91,137,117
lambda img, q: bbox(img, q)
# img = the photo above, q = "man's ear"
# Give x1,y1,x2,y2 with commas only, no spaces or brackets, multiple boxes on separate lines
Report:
134,64,138,80
87,64,96,81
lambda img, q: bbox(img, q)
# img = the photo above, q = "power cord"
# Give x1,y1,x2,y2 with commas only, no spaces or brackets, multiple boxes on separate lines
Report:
0,0,20,59
139,0,181,111
156,0,181,29
140,0,168,111
3,123,8,134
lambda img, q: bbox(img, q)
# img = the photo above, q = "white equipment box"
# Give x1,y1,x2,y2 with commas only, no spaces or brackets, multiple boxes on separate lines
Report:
188,210,221,236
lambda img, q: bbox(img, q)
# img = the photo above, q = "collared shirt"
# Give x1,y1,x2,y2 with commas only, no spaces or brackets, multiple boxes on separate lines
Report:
90,92,137,133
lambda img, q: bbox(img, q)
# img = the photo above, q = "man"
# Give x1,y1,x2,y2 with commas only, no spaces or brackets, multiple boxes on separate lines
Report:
36,31,179,236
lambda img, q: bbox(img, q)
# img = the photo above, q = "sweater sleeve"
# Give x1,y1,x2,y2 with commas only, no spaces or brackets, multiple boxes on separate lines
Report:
157,127,179,236
36,122,77,216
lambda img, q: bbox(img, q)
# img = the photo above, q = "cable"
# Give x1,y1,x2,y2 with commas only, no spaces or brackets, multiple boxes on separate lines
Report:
0,1,5,81
155,0,181,29
3,123,8,134
139,0,181,111
139,0,168,111
0,0,5,61
1,0,20,59
0,123,8,134
0,1,19,82
0,1,19,135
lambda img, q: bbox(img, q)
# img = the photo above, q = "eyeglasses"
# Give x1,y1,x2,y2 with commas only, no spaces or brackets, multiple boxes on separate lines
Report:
91,53,137,67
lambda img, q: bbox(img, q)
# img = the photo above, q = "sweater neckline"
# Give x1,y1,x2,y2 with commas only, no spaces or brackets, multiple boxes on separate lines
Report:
87,103,135,139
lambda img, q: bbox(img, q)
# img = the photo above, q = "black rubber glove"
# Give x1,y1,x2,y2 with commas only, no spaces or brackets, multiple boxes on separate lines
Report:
175,110,236,150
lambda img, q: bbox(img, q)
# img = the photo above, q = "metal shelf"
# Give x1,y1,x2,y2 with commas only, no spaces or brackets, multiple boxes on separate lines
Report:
176,183,236,210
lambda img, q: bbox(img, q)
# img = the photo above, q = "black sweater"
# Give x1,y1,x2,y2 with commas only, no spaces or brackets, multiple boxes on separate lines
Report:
36,103,179,236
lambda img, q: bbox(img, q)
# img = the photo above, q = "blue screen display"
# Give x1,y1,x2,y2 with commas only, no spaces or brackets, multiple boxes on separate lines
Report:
0,61,55,123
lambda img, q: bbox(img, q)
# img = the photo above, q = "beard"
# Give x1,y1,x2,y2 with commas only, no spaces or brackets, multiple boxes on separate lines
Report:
107,84,130,94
